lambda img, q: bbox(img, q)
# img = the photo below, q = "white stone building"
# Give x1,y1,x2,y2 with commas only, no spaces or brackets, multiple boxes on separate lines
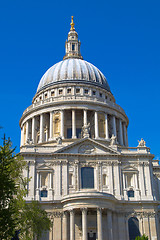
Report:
19,17,160,240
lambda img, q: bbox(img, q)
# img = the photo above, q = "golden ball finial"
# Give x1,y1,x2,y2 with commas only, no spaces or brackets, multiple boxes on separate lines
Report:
70,16,75,31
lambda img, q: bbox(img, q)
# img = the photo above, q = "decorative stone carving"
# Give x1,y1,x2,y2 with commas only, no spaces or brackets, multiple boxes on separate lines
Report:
26,138,33,145
138,138,146,147
78,144,95,154
82,123,90,138
48,211,63,218
56,135,62,145
110,134,117,146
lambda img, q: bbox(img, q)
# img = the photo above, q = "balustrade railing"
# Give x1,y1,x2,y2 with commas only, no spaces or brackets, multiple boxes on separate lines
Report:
23,94,126,115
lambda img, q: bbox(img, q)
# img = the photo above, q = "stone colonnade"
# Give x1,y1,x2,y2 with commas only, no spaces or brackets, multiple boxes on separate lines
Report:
21,109,128,146
60,207,129,240
62,208,117,240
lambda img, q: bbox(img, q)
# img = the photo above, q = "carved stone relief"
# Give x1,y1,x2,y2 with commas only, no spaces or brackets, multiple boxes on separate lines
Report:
78,144,95,154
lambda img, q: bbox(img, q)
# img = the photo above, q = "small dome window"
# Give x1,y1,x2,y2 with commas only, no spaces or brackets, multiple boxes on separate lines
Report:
84,89,88,94
127,190,134,198
76,88,80,94
40,190,47,198
67,88,71,94
99,92,102,97
59,89,63,95
92,90,96,95
72,44,75,51
44,93,47,99
69,173,73,186
51,91,55,96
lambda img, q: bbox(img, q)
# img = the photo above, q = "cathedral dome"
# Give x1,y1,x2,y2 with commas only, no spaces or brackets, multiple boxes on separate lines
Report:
37,58,111,93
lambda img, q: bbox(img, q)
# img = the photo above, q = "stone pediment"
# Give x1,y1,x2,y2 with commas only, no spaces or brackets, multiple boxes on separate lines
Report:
54,138,120,155
122,165,138,172
37,164,53,171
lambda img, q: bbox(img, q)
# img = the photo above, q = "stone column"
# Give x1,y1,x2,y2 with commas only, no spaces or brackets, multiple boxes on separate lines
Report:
150,215,157,240
39,173,42,188
144,163,152,199
63,211,68,240
72,110,76,139
118,213,126,239
105,113,109,139
70,210,75,240
114,163,121,198
49,111,53,140
82,208,88,240
107,210,113,240
39,114,44,143
29,161,35,200
61,110,64,139
26,121,29,143
108,163,114,194
119,119,123,145
123,122,127,146
95,111,99,139
112,115,116,137
143,215,150,239
83,109,87,125
36,172,40,200
112,212,118,239
138,163,146,198
134,173,140,200
97,208,103,240
32,117,35,143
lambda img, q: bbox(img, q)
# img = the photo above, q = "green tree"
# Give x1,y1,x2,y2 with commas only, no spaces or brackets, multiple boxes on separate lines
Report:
0,136,51,239
135,234,149,240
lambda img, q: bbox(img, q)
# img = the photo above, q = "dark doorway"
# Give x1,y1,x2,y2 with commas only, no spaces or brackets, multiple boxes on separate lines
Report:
128,217,140,240
88,232,96,240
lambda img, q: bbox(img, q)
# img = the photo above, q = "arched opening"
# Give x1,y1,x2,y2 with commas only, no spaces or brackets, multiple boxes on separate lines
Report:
128,217,140,240
81,167,94,189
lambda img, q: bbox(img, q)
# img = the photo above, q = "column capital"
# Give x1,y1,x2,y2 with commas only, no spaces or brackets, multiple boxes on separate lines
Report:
63,211,68,217
81,208,88,213
69,209,75,215
97,207,103,214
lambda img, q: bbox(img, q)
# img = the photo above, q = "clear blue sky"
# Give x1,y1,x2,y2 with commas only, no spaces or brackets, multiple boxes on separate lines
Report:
0,0,159,159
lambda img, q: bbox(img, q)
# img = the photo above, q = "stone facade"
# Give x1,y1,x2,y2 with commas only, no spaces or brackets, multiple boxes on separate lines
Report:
19,17,160,240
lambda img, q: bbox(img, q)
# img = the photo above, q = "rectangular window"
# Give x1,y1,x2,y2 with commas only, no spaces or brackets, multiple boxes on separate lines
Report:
51,91,55,96
59,89,63,95
45,93,47,99
67,88,71,94
76,88,80,94
127,190,134,197
40,190,48,197
84,89,88,94
81,167,94,189
72,44,75,51
92,90,96,95
99,93,102,97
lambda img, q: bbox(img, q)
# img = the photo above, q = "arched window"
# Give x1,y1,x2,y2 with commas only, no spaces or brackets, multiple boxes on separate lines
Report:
69,173,73,186
103,174,107,186
81,167,94,189
128,217,140,240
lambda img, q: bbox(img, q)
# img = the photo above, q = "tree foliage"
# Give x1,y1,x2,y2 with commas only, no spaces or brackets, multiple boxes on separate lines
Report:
135,234,149,240
0,136,51,239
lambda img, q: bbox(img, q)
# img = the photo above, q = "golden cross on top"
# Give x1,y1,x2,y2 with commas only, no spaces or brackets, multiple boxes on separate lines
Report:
70,16,75,31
